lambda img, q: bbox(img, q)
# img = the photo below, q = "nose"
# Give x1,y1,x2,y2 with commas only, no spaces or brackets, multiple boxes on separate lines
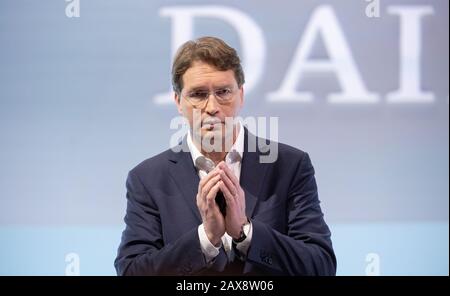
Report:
204,93,219,116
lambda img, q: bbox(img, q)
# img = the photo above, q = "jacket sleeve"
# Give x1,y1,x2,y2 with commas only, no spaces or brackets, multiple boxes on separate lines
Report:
245,153,337,275
114,170,206,275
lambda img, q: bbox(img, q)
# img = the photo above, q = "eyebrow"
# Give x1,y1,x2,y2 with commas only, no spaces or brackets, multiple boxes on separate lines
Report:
187,85,234,92
188,87,208,92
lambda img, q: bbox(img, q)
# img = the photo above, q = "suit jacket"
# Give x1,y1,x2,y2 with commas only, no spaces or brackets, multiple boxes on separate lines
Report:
114,128,336,275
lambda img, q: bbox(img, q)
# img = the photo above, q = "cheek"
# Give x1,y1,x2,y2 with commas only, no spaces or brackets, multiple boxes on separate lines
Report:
179,100,189,116
225,101,241,116
181,105,200,129
183,109,193,124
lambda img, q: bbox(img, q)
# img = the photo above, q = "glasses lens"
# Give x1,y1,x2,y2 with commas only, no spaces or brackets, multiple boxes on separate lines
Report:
186,91,207,106
215,88,232,101
184,88,234,107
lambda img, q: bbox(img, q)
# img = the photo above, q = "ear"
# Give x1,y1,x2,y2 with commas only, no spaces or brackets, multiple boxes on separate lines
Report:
174,92,183,115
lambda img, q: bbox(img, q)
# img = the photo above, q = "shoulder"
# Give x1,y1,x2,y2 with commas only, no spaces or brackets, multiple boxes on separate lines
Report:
277,141,308,159
128,147,178,179
247,129,311,166
268,139,312,168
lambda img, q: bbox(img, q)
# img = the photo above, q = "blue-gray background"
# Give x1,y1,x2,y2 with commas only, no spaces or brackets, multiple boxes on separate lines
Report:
0,0,448,275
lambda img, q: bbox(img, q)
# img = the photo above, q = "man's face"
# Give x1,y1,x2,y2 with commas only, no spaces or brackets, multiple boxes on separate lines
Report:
174,61,244,146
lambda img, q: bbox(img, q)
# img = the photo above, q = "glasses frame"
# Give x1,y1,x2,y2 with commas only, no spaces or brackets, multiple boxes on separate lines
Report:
181,87,237,109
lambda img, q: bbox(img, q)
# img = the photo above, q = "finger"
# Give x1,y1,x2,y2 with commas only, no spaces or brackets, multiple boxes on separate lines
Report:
219,162,240,189
219,169,237,196
198,168,220,189
219,181,235,205
198,176,219,209
201,175,221,203
206,182,222,208
196,193,201,208
217,161,226,167
198,169,220,193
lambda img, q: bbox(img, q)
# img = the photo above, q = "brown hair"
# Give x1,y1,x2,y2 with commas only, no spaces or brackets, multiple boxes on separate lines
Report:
171,36,245,94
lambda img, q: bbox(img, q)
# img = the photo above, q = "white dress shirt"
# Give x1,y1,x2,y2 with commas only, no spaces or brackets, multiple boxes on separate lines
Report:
187,122,253,263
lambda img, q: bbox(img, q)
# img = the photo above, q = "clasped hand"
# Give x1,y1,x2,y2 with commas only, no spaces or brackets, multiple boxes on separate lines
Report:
196,161,247,246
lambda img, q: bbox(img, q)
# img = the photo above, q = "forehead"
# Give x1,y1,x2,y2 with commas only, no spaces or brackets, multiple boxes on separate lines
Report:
182,61,237,90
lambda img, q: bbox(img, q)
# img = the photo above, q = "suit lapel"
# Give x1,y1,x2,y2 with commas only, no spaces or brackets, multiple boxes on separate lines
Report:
240,128,270,218
168,139,202,223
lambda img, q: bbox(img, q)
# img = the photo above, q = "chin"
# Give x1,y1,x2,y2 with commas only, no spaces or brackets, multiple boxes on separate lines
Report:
202,128,227,144
202,129,222,139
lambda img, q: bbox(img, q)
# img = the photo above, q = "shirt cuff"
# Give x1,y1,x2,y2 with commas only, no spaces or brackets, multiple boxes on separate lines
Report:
234,220,253,256
198,224,221,264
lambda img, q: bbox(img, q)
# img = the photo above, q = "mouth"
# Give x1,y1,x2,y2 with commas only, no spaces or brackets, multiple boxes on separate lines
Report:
202,120,223,131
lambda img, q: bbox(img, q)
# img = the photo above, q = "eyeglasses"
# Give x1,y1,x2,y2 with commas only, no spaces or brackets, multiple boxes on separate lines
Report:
182,87,236,109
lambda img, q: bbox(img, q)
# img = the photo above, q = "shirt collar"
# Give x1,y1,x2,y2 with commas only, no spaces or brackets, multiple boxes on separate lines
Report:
187,120,244,167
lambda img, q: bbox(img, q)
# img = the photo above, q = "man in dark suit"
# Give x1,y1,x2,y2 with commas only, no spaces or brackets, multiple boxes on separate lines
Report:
115,36,336,275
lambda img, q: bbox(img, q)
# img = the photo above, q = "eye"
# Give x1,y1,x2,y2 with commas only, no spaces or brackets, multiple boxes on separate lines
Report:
189,91,208,99
215,88,231,97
